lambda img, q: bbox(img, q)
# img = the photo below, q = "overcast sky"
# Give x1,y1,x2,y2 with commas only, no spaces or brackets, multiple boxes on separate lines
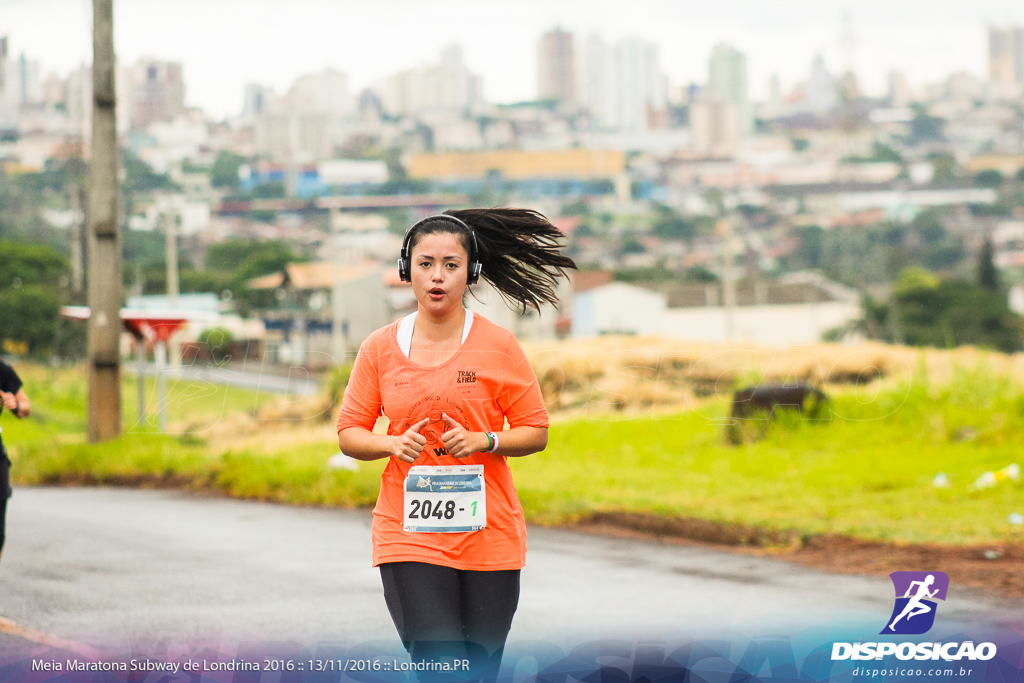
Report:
3,0,1024,118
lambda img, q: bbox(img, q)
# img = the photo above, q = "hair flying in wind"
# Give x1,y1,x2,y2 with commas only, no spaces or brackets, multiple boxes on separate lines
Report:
407,208,577,314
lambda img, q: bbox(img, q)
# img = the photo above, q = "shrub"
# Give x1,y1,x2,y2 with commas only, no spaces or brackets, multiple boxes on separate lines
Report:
198,327,234,363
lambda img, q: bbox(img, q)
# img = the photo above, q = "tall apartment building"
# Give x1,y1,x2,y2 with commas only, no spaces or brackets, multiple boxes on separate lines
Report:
0,39,44,128
887,70,913,107
129,59,186,130
708,44,751,136
0,37,13,127
690,97,739,157
242,83,275,120
284,68,353,119
379,44,482,118
805,55,838,113
251,69,354,163
988,25,1024,85
537,28,577,109
579,35,666,132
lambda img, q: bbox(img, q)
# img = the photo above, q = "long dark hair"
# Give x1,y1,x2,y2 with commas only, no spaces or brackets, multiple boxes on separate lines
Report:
408,208,577,313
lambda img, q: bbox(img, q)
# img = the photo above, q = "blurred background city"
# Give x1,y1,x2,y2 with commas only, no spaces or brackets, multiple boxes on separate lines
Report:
2,0,1024,368
2,1,1024,596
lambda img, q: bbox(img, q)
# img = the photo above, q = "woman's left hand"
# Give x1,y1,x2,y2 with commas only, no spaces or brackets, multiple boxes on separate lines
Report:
441,413,488,458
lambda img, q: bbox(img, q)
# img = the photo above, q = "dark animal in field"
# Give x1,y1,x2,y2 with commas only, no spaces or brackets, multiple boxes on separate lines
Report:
726,383,829,444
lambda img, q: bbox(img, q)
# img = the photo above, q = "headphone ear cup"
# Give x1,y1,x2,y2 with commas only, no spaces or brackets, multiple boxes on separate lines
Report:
397,257,410,283
468,261,482,285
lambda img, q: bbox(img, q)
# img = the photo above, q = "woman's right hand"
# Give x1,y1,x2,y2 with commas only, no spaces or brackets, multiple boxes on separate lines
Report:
390,417,430,463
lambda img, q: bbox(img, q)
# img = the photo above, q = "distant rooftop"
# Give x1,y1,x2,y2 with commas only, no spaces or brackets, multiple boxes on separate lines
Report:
248,262,382,290
648,272,859,308
126,293,221,312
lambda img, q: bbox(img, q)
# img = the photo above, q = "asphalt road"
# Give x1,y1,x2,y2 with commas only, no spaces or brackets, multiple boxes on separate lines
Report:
0,488,1017,652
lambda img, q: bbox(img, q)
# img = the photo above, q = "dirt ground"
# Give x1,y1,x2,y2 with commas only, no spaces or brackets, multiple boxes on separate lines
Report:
571,512,1024,599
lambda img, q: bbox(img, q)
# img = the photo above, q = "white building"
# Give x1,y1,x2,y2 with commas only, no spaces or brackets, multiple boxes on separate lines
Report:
0,49,42,124
281,68,353,119
254,114,331,162
241,83,275,121
690,97,740,157
993,221,1024,269
568,273,861,345
379,45,482,118
538,28,577,110
128,59,186,130
571,282,666,338
579,35,667,132
708,44,751,136
1010,283,1024,315
804,55,838,113
466,281,563,341
988,25,1024,87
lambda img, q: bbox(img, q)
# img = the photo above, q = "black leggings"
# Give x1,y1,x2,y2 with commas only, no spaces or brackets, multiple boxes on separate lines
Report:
0,443,9,553
379,561,520,665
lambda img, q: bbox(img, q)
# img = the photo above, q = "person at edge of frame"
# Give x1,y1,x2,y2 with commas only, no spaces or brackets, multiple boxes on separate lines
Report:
336,208,576,676
0,358,32,565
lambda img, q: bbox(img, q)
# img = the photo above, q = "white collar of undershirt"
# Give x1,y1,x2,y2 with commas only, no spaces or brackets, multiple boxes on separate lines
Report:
397,310,474,359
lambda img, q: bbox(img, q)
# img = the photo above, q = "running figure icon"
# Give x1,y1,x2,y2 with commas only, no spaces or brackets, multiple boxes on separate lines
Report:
887,574,939,631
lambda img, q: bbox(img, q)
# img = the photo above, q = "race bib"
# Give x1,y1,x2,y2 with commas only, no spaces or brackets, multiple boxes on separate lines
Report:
403,465,486,533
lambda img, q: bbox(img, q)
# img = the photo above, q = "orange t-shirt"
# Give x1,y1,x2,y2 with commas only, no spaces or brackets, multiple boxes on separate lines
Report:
336,313,548,570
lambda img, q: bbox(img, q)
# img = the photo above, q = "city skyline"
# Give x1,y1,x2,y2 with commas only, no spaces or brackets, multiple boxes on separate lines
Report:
2,0,1024,118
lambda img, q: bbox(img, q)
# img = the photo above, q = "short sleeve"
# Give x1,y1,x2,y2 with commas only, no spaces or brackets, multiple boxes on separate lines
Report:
0,363,21,394
336,338,383,433
496,334,549,429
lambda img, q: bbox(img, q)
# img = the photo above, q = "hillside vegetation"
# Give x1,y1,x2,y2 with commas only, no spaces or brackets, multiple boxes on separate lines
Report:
3,337,1023,546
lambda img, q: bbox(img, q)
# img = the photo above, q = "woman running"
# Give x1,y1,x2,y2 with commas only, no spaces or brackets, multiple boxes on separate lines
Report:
336,208,575,670
0,358,31,565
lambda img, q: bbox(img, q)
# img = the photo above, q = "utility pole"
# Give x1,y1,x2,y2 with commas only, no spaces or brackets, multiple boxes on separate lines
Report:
165,209,179,308
330,207,348,363
65,153,87,297
87,0,122,443
157,209,179,430
70,179,85,295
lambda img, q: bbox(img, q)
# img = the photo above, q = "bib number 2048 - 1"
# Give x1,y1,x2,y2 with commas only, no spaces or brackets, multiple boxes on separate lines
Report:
403,465,486,533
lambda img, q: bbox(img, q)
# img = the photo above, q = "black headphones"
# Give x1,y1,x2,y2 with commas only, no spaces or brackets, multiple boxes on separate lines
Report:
397,214,482,285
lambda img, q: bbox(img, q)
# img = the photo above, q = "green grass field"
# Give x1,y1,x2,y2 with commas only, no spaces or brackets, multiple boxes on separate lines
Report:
4,359,1023,546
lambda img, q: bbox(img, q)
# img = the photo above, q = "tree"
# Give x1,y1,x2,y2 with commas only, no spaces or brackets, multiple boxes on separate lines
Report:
249,181,286,199
975,169,1005,188
198,326,234,363
651,205,695,242
205,239,304,280
978,237,1000,292
122,151,179,194
561,200,590,216
861,267,1022,353
0,241,73,357
620,234,646,254
930,153,958,181
792,225,825,268
210,151,246,190
684,265,718,282
0,241,68,285
0,285,62,355
870,142,903,163
911,211,946,243
909,110,944,143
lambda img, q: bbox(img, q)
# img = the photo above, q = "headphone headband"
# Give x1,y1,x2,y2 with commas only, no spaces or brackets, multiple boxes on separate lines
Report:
397,214,482,285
